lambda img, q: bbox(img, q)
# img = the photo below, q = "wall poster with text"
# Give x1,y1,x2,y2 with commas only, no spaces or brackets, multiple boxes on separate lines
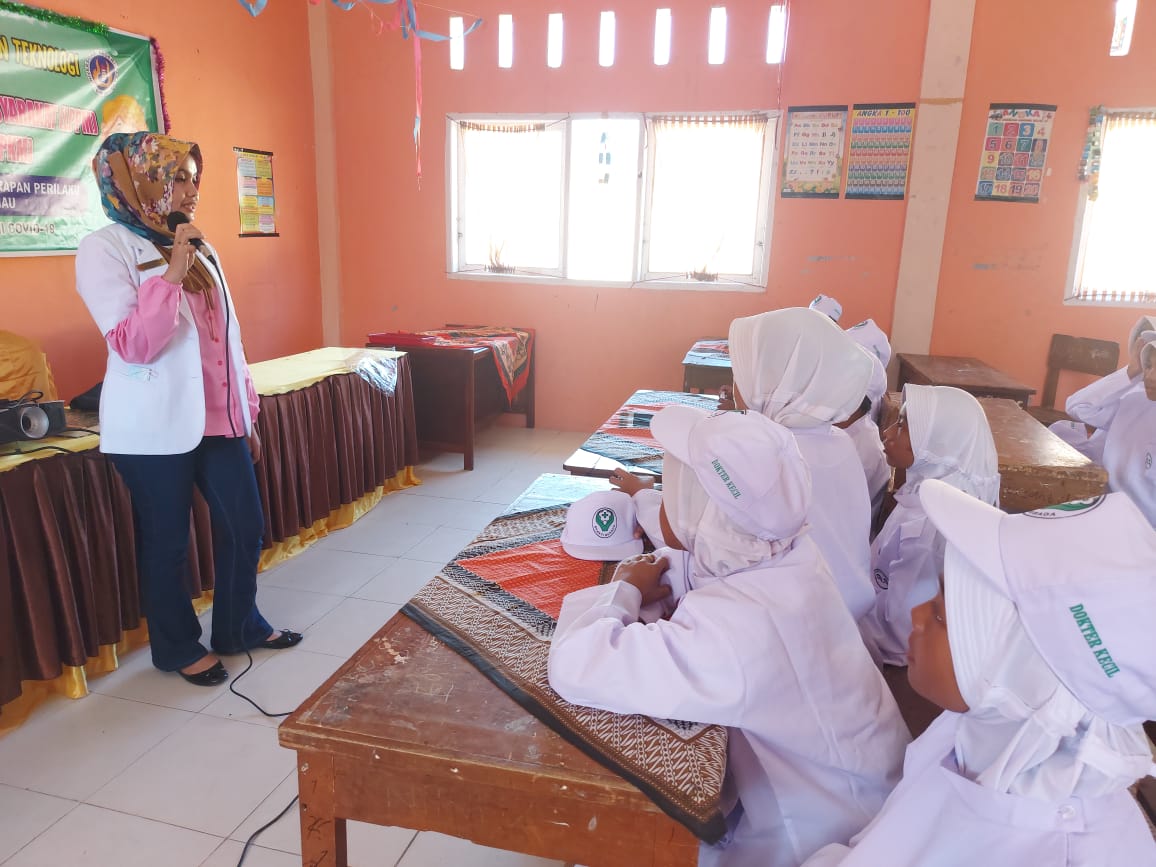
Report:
0,4,162,254
781,105,847,199
975,103,1057,204
845,102,915,200
234,146,278,236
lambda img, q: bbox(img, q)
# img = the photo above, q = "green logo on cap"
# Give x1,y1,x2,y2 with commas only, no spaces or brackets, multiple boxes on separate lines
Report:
1069,603,1120,678
1025,496,1104,519
592,507,617,538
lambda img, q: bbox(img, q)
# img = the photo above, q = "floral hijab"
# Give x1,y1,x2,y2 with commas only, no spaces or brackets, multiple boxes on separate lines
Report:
93,132,214,295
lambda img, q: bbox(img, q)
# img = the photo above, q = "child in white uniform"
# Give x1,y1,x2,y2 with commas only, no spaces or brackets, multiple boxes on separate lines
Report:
859,385,999,666
806,481,1156,866
841,318,894,531
550,406,910,867
728,308,877,619
1065,317,1156,527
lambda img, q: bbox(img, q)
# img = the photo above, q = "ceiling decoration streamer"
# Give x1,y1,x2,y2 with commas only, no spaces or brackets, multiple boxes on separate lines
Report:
237,0,483,180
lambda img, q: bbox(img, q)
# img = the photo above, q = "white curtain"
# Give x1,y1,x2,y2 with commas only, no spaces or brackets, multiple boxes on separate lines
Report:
1076,112,1156,303
647,115,770,278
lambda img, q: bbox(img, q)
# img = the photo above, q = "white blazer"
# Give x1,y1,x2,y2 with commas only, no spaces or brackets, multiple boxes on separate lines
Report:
803,713,1156,867
75,222,253,455
549,539,910,867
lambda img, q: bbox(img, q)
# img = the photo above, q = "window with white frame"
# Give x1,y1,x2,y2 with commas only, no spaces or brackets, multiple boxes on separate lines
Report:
447,112,778,288
1069,110,1156,304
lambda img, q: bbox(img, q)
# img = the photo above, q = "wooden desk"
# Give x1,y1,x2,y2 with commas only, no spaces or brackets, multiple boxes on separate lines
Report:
879,394,1108,513
681,340,732,394
896,353,1037,406
280,475,703,867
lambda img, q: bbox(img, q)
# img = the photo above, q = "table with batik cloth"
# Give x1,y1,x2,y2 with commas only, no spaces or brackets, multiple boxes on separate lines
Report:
280,474,725,867
682,339,733,394
563,389,718,479
0,347,419,732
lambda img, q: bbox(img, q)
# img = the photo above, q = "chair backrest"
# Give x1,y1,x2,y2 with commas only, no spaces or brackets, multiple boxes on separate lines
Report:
1039,334,1121,411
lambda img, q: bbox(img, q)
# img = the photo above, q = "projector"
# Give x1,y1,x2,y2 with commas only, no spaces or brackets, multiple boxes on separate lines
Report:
0,398,67,444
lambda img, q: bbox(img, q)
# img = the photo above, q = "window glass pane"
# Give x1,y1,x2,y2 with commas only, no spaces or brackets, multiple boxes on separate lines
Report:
566,118,641,281
547,13,563,68
647,117,769,277
599,11,616,67
459,123,564,271
654,9,672,66
1079,115,1156,300
766,5,787,64
449,16,465,69
498,14,513,68
708,7,727,65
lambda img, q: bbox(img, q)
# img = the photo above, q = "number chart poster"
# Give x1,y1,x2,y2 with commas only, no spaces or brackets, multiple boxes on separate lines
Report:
234,147,278,236
975,103,1056,204
0,4,162,254
781,105,847,199
845,103,916,200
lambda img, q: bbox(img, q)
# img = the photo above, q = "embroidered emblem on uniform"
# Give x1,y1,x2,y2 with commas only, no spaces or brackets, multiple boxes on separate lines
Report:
1024,496,1105,519
873,569,889,590
1146,452,1152,470
592,508,617,538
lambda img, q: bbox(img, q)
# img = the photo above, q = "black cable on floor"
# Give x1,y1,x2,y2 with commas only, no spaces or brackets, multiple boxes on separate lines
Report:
236,793,300,866
228,649,294,718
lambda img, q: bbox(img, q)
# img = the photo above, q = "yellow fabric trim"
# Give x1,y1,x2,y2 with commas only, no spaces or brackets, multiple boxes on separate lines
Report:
0,432,100,474
249,346,406,396
0,470,418,736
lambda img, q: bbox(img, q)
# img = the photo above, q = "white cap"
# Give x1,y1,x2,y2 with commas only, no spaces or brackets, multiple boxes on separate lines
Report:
808,294,843,322
845,318,892,368
919,479,1156,726
560,490,645,561
650,405,811,541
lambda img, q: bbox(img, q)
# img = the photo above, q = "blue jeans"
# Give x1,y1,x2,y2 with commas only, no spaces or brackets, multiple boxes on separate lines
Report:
111,437,273,671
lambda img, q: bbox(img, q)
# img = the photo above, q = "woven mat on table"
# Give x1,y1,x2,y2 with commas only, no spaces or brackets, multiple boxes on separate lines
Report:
682,339,731,368
402,503,729,843
578,390,718,475
420,327,533,406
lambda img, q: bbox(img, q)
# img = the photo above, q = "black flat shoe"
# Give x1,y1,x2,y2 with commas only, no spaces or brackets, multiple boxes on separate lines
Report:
178,660,229,687
259,629,303,650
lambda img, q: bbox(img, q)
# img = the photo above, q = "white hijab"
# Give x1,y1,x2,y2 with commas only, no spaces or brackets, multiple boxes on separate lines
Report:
900,385,1001,506
728,308,874,429
946,545,1156,799
662,456,795,580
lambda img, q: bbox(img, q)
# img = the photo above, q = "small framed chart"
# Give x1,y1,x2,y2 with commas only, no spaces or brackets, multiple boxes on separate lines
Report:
974,103,1057,204
234,147,279,236
845,103,916,200
781,105,847,199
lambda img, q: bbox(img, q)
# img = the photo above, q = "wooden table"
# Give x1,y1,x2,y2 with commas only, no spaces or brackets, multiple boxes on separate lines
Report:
896,353,1036,406
681,340,732,394
279,475,702,867
879,394,1108,513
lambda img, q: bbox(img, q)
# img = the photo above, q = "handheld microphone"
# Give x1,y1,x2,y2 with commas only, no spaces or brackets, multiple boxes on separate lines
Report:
166,210,203,248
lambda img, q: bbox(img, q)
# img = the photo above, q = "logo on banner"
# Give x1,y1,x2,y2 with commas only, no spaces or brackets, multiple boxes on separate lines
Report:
87,54,118,94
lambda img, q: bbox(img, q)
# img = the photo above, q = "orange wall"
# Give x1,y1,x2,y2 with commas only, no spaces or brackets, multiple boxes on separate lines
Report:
3,0,323,402
932,0,1156,404
330,0,929,430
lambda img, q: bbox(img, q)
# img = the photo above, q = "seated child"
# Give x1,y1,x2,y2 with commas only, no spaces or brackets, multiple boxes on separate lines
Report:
1065,316,1156,527
550,406,910,867
805,481,1156,866
858,385,999,666
844,317,892,423
728,307,877,620
835,395,890,533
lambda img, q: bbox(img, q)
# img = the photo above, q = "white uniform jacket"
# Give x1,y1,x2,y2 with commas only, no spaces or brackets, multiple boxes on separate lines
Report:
803,713,1156,867
549,538,910,867
790,426,875,621
1066,368,1156,527
842,415,890,530
75,222,253,455
857,494,944,667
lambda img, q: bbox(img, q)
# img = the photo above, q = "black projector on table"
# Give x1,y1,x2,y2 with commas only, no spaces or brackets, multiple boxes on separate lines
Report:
0,397,67,444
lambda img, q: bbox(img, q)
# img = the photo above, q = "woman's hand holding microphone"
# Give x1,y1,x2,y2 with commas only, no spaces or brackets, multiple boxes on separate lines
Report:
163,220,205,285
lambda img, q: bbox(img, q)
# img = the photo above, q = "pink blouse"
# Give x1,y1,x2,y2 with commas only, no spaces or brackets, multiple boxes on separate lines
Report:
104,275,260,437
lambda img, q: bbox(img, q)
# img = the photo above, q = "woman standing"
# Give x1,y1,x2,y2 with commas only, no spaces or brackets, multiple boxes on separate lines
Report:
76,132,300,686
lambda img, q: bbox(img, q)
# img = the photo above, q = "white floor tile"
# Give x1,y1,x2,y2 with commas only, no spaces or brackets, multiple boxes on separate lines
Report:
352,558,441,605
398,831,563,867
296,597,400,659
4,803,219,867
200,649,346,728
375,493,503,532
200,839,301,867
317,516,440,558
0,784,75,863
251,584,347,634
260,548,396,597
402,526,481,566
89,714,295,837
88,644,232,713
0,693,192,801
229,773,417,863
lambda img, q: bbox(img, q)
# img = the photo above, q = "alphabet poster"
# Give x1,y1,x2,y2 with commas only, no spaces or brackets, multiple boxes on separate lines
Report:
781,105,846,199
975,103,1056,204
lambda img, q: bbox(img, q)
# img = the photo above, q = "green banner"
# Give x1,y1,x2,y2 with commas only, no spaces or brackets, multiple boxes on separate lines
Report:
0,2,161,254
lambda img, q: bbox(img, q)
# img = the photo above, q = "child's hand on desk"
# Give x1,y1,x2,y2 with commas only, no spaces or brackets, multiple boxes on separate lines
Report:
717,385,736,411
609,468,653,496
614,552,671,607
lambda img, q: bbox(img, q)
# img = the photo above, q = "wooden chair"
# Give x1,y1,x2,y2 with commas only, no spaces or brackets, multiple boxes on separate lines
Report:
1027,334,1120,427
